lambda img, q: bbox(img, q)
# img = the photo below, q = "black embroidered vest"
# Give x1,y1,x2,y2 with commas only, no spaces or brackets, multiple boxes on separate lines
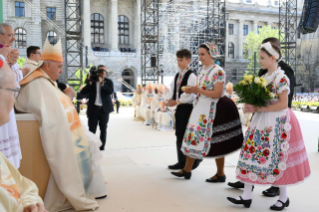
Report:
172,70,193,100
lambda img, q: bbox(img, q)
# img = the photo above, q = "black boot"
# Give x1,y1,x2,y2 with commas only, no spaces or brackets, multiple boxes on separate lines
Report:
227,196,252,208
262,186,280,197
168,163,184,170
171,169,192,179
270,198,289,211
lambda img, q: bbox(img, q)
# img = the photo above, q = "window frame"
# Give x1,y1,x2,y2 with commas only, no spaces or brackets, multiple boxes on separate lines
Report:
243,25,248,36
47,7,56,21
15,1,25,17
231,69,237,81
118,15,129,45
257,26,262,34
91,13,105,44
47,31,58,45
228,24,234,35
14,28,27,49
228,42,234,59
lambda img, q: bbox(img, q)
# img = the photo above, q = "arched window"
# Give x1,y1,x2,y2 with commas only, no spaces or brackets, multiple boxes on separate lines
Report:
118,15,129,45
91,13,104,43
47,31,57,45
228,42,234,59
14,28,26,48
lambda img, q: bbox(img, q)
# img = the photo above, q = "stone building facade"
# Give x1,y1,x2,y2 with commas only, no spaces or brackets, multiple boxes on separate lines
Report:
1,0,317,91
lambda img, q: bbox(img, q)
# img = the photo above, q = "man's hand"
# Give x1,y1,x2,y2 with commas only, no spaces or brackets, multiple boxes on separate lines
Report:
63,85,76,100
23,203,48,212
166,100,177,107
8,49,19,66
0,45,11,61
184,86,199,94
21,67,31,77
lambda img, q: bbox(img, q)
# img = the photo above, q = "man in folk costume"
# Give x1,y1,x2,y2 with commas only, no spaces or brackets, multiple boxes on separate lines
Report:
15,38,99,211
153,84,174,131
132,84,144,121
141,82,154,126
166,49,202,170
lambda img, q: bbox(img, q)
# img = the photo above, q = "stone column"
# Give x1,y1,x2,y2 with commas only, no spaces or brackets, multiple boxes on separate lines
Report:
268,22,272,29
238,20,243,59
136,0,141,53
225,20,229,59
253,21,258,34
83,0,91,49
110,0,119,51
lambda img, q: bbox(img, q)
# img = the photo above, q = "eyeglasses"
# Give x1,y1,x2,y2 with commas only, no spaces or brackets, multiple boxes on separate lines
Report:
0,87,20,99
0,33,16,39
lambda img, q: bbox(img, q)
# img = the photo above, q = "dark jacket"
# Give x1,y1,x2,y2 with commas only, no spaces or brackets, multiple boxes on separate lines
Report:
258,61,295,108
80,78,114,116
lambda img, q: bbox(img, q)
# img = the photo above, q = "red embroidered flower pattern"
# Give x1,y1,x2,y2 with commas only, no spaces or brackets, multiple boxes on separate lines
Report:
244,144,248,151
249,134,254,140
218,71,223,76
249,146,256,153
273,169,280,175
281,132,287,139
263,149,270,156
202,86,206,90
188,135,192,140
261,136,265,140
265,137,269,142
207,137,211,141
203,119,207,124
191,140,197,146
202,153,206,156
185,149,190,153
241,170,247,175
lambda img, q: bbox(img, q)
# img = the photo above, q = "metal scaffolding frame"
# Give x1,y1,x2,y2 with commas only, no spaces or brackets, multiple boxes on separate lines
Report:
141,0,160,85
65,0,83,87
279,0,297,72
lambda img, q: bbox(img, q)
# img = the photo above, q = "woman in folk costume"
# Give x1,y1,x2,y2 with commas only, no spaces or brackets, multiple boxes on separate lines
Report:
132,84,144,121
152,84,174,131
171,42,243,182
141,82,154,125
227,42,311,210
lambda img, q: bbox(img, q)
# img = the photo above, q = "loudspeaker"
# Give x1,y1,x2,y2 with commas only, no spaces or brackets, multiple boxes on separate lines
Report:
151,56,156,67
297,0,319,34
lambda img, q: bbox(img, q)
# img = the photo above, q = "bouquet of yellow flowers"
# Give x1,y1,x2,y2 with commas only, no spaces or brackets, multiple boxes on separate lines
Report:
234,75,273,107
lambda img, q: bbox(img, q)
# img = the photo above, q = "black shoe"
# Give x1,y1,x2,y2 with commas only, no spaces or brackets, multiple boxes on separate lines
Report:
262,186,280,197
227,196,252,208
168,163,184,170
192,159,202,170
228,181,254,191
171,169,192,179
206,175,226,183
95,195,107,199
270,198,289,211
100,147,105,151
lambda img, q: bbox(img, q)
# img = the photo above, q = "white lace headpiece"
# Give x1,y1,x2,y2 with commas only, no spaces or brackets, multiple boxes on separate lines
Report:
260,42,280,60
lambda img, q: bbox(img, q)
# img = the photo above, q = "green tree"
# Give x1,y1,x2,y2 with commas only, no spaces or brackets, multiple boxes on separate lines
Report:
244,26,280,75
68,64,92,92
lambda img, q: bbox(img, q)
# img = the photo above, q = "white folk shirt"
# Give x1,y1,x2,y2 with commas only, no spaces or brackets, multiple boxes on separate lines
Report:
95,82,102,106
167,71,197,104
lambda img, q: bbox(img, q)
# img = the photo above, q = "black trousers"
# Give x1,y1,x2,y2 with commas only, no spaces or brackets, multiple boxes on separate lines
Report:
115,101,120,113
88,105,110,150
175,104,201,166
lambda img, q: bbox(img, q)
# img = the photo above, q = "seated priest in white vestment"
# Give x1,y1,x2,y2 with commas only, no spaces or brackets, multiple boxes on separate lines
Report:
140,82,154,126
0,60,47,212
15,38,99,212
152,85,174,131
132,84,143,121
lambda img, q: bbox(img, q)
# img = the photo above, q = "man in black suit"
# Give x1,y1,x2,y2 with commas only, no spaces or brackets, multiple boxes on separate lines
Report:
112,92,120,114
80,65,114,150
228,37,295,197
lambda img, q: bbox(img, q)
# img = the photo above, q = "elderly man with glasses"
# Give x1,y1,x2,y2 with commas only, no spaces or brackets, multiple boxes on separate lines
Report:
0,23,31,169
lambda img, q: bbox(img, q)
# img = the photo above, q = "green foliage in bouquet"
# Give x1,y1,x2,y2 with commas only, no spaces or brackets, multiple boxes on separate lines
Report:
234,75,273,107
17,57,25,68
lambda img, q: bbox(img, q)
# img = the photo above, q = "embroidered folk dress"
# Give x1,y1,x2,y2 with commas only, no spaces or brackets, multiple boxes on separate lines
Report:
181,65,243,159
236,69,311,186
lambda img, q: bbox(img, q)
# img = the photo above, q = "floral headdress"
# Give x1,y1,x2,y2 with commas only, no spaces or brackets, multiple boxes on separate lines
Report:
202,42,218,58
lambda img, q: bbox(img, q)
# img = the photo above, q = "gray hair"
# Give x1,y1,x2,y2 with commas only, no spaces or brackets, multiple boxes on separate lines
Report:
0,23,13,34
